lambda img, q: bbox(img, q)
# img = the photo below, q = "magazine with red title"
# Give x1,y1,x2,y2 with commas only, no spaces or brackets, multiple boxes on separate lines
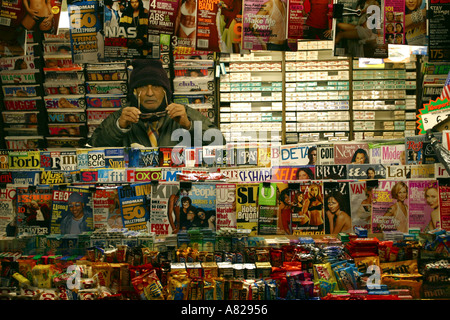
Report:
16,186,53,236
0,186,17,237
372,179,409,233
50,186,94,235
150,182,180,235
216,183,237,231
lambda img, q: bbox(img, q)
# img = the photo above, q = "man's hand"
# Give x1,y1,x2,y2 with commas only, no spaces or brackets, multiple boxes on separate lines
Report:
166,103,191,130
118,106,141,129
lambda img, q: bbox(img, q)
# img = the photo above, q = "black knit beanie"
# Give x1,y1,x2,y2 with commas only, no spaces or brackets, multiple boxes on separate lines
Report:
129,59,172,102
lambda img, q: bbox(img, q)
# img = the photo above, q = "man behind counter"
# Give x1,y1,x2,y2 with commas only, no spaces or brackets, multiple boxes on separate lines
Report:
88,59,225,148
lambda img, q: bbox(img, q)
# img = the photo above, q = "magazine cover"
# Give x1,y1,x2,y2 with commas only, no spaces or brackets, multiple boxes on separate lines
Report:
170,182,216,232
42,38,72,57
0,0,27,57
86,108,116,126
5,136,45,150
369,141,406,165
291,181,310,235
0,55,38,71
43,69,84,83
85,81,128,95
104,147,127,168
46,136,85,148
215,183,237,231
40,170,66,185
405,135,423,164
372,180,409,233
323,181,351,234
0,70,42,84
97,168,128,183
438,179,450,231
385,164,411,179
428,2,450,61
219,167,272,183
149,182,180,235
380,143,406,165
236,183,259,235
194,0,220,51
11,171,41,185
404,0,426,46
257,182,283,235
2,84,40,98
104,0,150,59
333,0,388,58
297,181,324,235
257,143,272,167
0,186,17,237
2,97,42,111
22,0,62,34
129,147,160,167
47,109,86,123
68,0,104,63
422,133,443,164
347,163,386,180
85,148,106,169
50,186,93,235
349,181,372,231
2,111,39,124
241,0,288,51
44,95,86,109
16,186,53,236
147,0,179,58
43,54,82,71
315,164,347,180
435,163,449,178
271,165,315,181
0,151,8,170
287,0,333,49
334,142,369,164
215,0,243,52
7,150,41,170
231,144,256,166
92,186,123,229
0,172,13,184
279,143,316,166
85,62,128,81
48,123,86,137
316,143,334,165
173,0,197,51
202,145,226,167
408,180,439,232
384,0,405,45
85,95,127,108
133,168,163,183
37,152,58,174
117,182,152,231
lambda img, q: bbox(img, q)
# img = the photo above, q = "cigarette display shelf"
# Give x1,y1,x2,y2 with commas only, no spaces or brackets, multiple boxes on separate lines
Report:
352,58,418,141
218,51,284,144
284,40,351,144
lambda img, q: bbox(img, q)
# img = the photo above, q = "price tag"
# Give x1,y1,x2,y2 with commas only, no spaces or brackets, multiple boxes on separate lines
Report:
417,98,450,134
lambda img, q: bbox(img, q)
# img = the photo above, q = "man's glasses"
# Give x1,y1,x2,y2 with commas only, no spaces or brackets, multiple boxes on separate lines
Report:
139,110,167,120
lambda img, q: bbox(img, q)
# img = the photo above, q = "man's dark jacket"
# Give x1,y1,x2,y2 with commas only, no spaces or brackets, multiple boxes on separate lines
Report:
88,105,225,148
